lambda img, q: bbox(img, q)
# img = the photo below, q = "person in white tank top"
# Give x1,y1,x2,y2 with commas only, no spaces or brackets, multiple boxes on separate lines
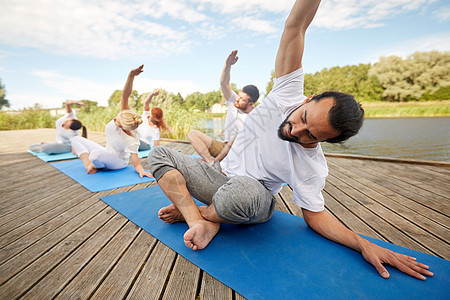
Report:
187,50,259,164
72,65,152,178
29,100,87,154
137,90,170,150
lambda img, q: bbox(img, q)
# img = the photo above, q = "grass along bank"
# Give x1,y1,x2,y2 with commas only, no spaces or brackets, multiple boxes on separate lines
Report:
362,100,450,118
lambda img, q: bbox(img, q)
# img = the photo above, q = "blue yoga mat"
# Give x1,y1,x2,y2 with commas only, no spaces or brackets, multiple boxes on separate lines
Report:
28,150,78,162
138,149,152,158
30,149,152,162
51,159,155,192
100,185,449,300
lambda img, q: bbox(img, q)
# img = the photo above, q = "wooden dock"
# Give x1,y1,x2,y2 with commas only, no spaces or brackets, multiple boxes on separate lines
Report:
0,129,449,299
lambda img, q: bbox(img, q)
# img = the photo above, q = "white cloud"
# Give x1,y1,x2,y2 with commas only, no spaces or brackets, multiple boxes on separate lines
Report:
7,92,67,110
30,70,118,107
134,78,208,98
0,0,190,60
193,0,293,14
1,0,438,63
433,6,450,21
313,0,435,30
6,69,206,109
233,16,278,34
362,32,450,63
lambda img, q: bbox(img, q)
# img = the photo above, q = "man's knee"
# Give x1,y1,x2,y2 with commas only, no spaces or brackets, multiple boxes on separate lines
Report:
187,129,201,141
213,176,275,224
147,145,178,181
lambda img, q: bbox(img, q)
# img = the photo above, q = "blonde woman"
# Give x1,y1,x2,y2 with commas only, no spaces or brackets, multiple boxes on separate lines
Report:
137,90,170,150
72,65,152,178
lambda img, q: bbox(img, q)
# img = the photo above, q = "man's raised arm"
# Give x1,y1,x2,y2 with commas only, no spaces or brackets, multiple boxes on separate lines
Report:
220,50,238,101
275,0,321,78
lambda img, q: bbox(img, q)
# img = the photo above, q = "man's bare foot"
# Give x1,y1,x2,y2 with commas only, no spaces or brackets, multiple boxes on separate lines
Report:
184,220,220,250
158,204,185,223
86,163,97,174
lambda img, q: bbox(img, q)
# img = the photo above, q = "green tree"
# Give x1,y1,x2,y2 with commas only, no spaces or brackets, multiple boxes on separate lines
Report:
230,83,239,94
172,92,185,108
266,70,276,96
107,89,140,111
185,92,203,110
266,64,383,102
79,100,98,113
108,90,122,106
369,51,450,101
0,78,10,109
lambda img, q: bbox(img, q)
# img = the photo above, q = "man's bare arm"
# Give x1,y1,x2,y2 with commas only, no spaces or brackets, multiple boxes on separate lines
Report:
220,50,238,101
302,209,433,280
275,0,321,78
121,65,144,111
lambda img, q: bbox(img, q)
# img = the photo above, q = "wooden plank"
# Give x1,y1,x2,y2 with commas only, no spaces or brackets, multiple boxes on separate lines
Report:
0,185,91,240
322,188,386,241
326,176,435,256
359,159,449,198
126,242,177,299
53,221,142,299
91,230,158,299
0,192,102,265
162,255,201,300
0,171,73,215
17,210,127,300
328,173,449,259
331,158,449,213
0,206,119,299
327,159,450,233
0,199,110,284
327,160,450,228
199,272,232,300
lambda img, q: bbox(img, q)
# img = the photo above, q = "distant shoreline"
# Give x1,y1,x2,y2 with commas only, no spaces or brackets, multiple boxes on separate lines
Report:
200,100,450,119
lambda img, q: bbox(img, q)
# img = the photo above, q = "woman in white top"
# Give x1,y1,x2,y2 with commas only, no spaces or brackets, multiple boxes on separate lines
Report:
71,65,152,178
137,90,170,150
29,100,87,154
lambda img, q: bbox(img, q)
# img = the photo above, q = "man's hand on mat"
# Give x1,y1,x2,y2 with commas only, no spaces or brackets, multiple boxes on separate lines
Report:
361,241,434,280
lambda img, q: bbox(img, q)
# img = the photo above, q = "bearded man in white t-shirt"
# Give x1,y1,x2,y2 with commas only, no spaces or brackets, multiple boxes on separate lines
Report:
188,50,259,164
148,0,433,281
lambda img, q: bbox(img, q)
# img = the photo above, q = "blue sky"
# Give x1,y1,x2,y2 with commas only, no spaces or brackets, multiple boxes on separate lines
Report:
1,0,449,109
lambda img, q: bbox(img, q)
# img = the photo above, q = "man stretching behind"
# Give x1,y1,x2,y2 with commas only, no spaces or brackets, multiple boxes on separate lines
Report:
188,50,259,164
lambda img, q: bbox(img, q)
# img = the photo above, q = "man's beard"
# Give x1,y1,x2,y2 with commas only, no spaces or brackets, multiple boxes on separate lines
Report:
277,118,299,144
277,106,301,144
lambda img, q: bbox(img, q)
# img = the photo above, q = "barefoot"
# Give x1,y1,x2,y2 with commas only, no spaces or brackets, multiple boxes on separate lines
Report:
184,220,220,250
158,204,185,223
86,163,97,174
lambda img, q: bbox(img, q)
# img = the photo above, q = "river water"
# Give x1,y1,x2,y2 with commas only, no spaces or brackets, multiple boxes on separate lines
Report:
195,117,450,162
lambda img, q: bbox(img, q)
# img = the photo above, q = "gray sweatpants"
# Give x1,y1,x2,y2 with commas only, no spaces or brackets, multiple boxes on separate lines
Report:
148,146,276,224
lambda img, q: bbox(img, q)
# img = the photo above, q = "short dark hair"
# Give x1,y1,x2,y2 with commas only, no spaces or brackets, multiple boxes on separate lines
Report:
242,85,260,103
311,91,364,144
70,119,83,130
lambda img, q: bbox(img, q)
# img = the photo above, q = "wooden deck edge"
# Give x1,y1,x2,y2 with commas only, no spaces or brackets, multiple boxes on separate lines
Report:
161,138,449,167
324,153,450,167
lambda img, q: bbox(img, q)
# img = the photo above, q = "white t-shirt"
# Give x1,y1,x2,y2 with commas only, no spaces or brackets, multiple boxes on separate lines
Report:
221,68,328,212
55,111,78,145
137,110,160,147
223,91,249,141
105,119,140,164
